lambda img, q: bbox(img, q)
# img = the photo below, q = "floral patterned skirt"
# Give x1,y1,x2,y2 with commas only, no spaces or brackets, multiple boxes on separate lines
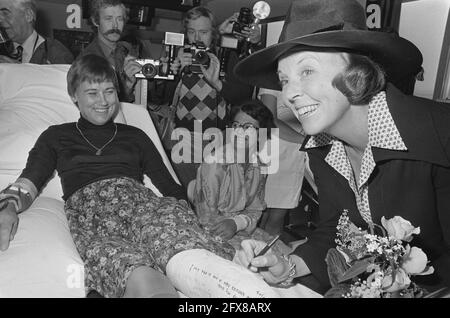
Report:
65,177,235,298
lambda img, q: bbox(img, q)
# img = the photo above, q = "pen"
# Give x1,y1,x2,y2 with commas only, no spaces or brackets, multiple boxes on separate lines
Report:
247,234,281,268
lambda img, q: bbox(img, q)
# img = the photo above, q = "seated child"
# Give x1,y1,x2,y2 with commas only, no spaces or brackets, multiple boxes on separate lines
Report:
189,100,282,250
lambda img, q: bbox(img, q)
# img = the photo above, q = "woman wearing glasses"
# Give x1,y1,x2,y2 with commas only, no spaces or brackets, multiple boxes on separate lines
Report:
188,99,277,249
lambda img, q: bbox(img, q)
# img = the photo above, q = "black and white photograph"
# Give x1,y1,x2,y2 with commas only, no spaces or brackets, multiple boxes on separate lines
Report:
0,0,450,304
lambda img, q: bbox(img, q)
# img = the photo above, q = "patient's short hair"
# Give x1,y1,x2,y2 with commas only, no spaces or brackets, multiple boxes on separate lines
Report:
332,52,386,105
67,54,119,97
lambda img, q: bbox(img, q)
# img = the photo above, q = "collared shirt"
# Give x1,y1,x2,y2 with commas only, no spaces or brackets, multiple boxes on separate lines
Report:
304,91,407,224
14,30,44,63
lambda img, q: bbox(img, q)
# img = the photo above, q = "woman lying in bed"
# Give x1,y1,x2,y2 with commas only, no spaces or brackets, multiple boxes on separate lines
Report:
0,54,235,298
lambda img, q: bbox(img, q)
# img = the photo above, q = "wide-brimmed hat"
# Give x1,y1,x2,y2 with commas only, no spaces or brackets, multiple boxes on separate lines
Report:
234,0,423,90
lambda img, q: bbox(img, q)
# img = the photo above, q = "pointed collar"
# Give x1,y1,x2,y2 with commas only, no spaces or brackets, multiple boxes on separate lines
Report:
303,91,407,152
301,85,450,167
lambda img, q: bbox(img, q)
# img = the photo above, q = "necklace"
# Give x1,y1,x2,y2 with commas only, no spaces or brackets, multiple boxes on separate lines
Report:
76,122,117,156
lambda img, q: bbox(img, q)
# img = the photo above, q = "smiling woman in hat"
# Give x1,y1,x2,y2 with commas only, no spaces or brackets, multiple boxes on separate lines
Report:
233,0,450,294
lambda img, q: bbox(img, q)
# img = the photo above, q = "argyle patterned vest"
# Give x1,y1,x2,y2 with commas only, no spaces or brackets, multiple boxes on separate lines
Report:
174,73,229,132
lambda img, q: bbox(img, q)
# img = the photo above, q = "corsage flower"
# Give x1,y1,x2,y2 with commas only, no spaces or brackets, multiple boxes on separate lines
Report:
381,216,420,242
325,211,434,298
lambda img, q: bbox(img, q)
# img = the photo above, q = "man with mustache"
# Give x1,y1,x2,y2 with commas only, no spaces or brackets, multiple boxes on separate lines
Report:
79,0,142,102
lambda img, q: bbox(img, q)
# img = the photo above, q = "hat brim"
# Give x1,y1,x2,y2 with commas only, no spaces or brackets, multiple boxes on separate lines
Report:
234,30,423,90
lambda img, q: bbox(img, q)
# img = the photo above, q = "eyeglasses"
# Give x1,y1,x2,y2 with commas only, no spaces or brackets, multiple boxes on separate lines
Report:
230,122,259,130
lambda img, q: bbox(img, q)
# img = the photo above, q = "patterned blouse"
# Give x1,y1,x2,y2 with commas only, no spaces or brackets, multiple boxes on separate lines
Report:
192,146,267,235
304,91,407,224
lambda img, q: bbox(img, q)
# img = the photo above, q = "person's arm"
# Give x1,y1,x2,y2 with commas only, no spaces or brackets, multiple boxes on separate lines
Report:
19,127,58,192
0,127,58,251
234,239,311,286
236,155,339,289
0,202,19,251
0,177,40,251
200,53,222,92
228,170,266,235
0,178,38,212
218,25,262,104
240,26,263,51
289,157,341,289
220,51,254,104
192,163,223,225
140,131,187,201
120,55,143,103
216,13,253,103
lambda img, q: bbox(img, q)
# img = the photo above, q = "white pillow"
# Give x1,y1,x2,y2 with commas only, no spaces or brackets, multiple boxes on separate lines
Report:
0,197,85,298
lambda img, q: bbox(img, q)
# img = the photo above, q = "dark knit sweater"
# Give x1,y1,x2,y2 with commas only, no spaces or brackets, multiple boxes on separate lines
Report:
20,116,186,201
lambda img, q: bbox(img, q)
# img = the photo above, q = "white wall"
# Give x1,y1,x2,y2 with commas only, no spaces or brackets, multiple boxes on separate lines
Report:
266,20,284,46
399,0,450,99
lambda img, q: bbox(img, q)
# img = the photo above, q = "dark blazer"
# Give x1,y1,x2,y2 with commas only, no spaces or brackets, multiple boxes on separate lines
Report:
293,84,450,293
30,37,73,64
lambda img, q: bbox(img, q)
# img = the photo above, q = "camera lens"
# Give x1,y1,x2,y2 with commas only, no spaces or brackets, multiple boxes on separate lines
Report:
194,50,210,65
141,63,158,78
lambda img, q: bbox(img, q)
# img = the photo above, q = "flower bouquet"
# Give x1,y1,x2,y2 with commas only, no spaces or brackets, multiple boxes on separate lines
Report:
324,210,434,298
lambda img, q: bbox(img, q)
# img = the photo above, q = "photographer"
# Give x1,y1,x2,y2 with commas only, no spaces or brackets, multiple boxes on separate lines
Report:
78,0,142,103
218,11,262,54
170,6,225,129
216,11,263,105
167,7,264,187
171,9,262,105
167,7,227,187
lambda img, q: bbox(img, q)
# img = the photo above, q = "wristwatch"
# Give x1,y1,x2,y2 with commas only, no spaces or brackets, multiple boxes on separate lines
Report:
0,184,32,213
279,254,297,287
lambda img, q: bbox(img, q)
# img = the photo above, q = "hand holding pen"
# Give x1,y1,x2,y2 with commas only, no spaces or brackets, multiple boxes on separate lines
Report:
247,234,281,268
234,236,291,285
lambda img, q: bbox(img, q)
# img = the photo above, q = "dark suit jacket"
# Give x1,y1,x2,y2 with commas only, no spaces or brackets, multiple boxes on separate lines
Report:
293,84,450,293
30,37,73,64
221,50,255,105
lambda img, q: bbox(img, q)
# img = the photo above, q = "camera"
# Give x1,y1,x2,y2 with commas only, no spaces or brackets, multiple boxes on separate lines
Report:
184,42,210,74
230,1,271,41
218,2,271,77
135,59,175,80
232,7,254,37
134,32,184,81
